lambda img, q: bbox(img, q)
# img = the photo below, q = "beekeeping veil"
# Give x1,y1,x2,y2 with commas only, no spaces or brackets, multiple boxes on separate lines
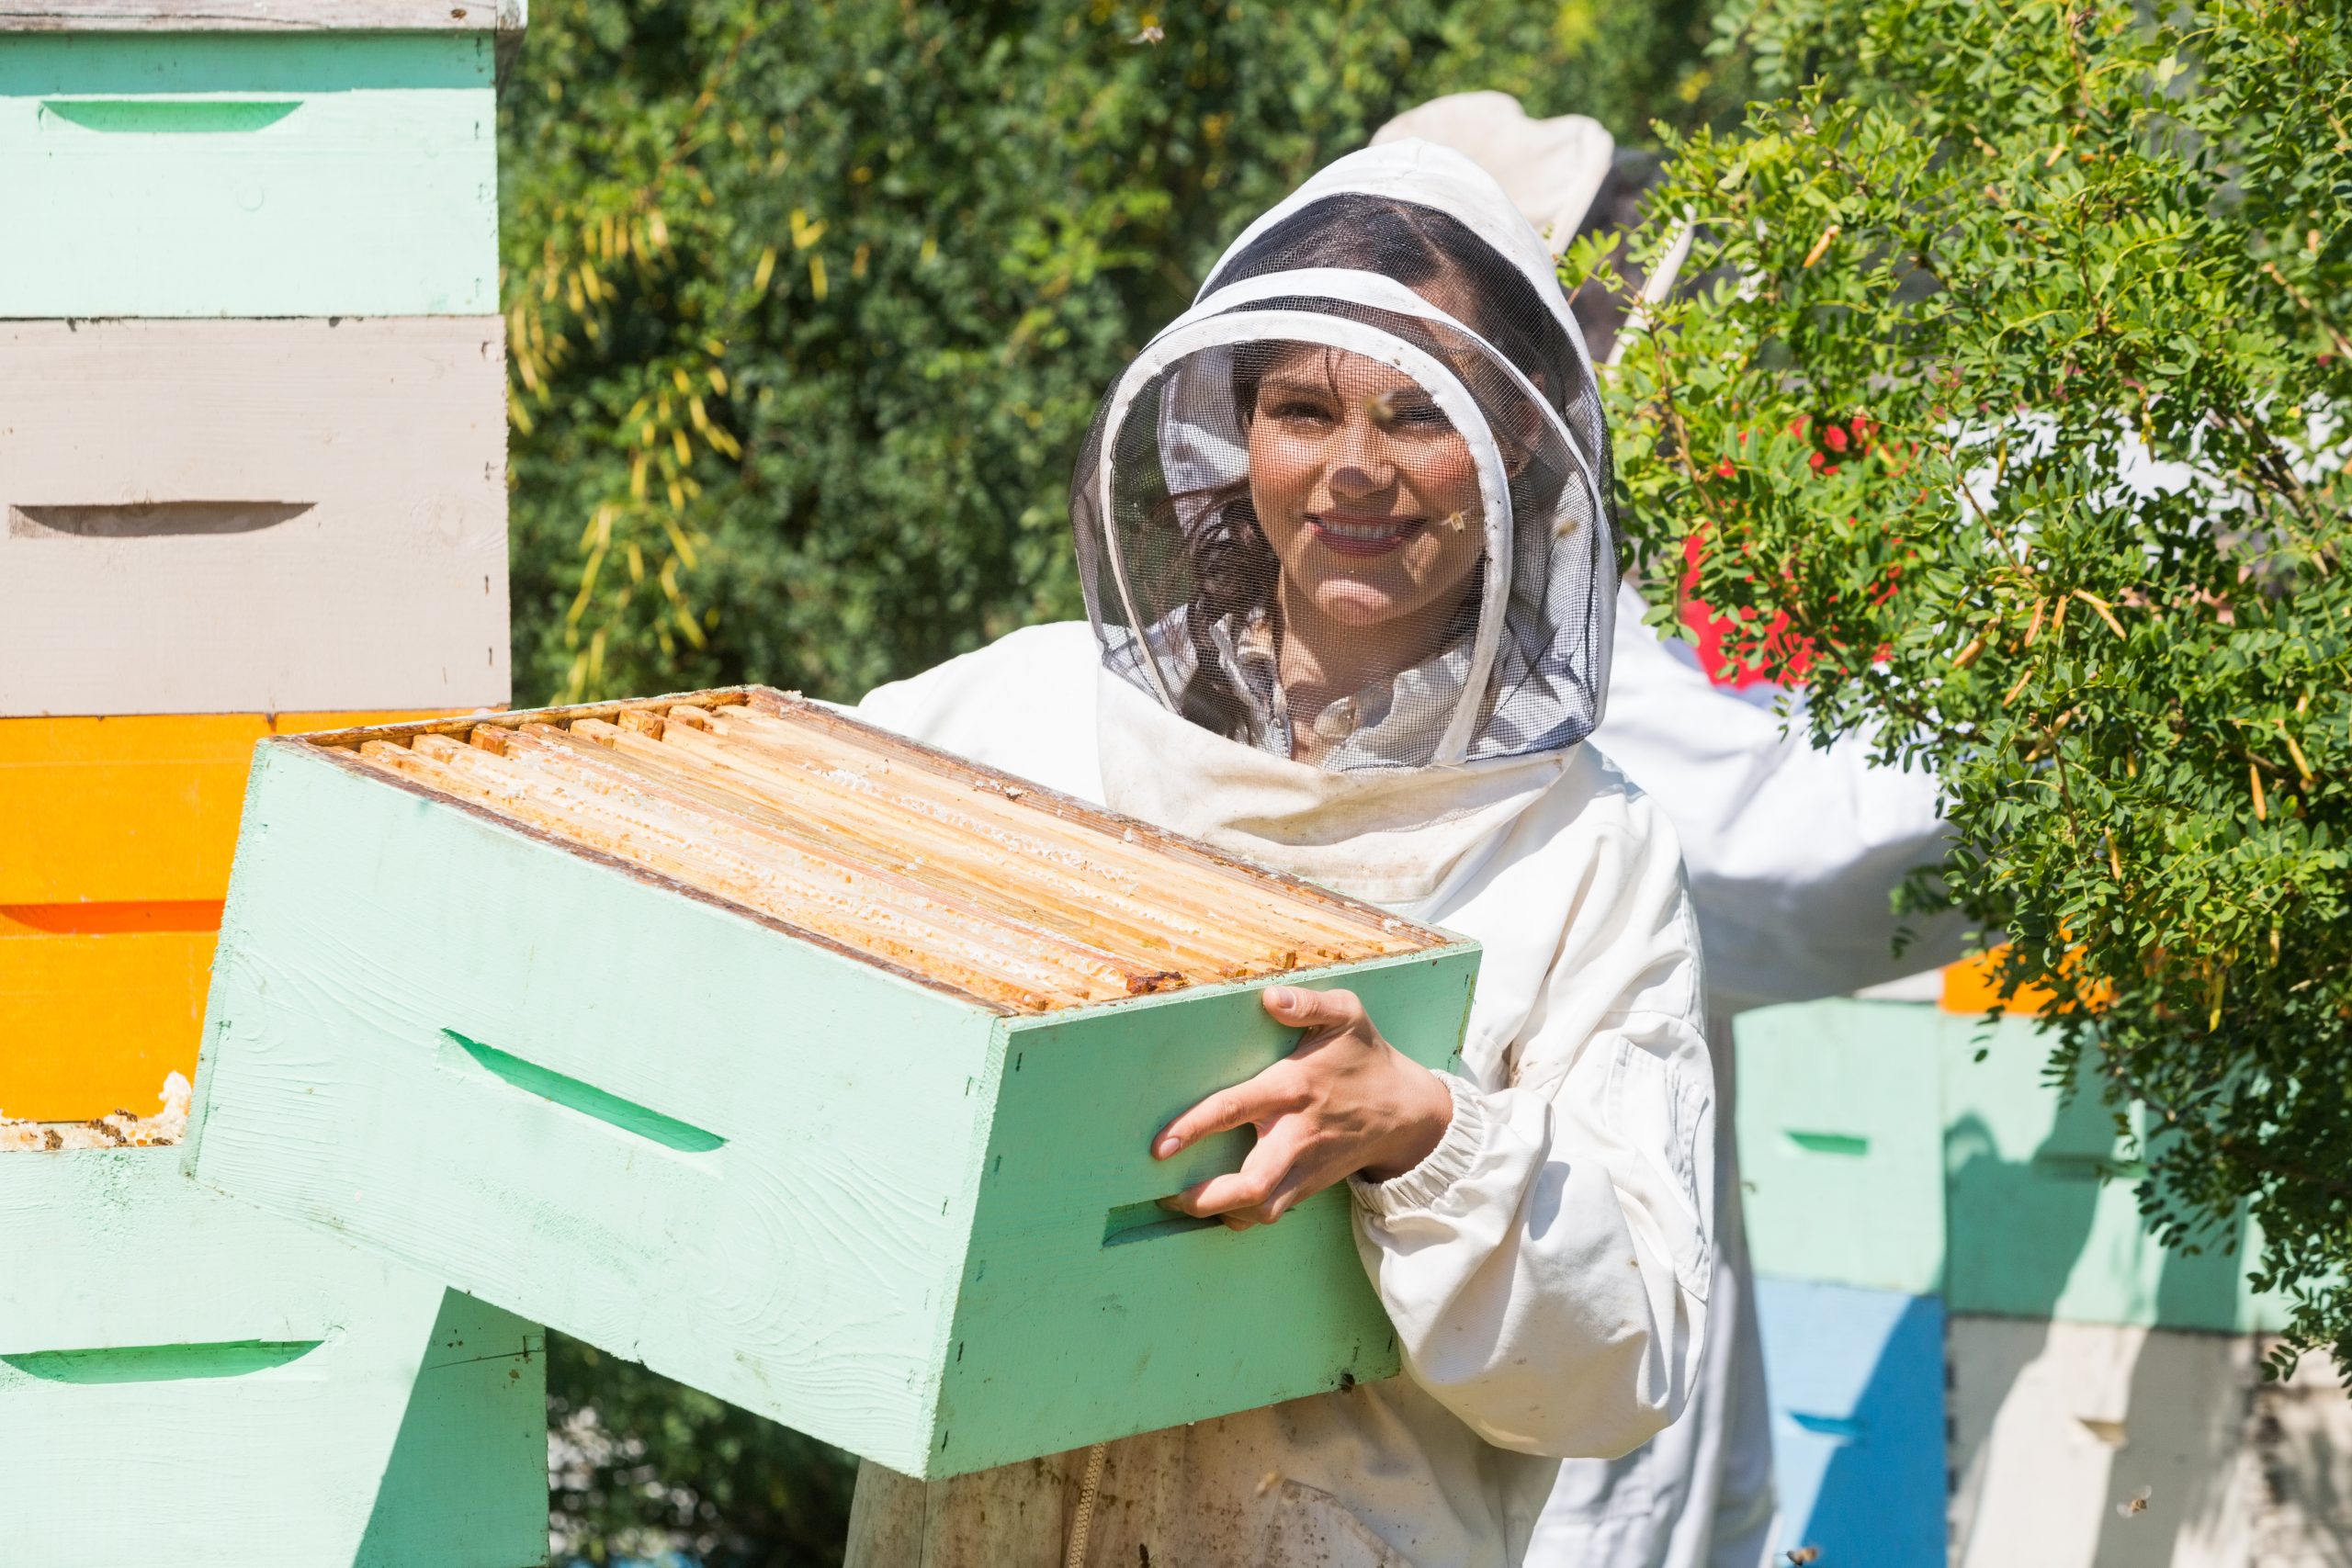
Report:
1070,141,1619,908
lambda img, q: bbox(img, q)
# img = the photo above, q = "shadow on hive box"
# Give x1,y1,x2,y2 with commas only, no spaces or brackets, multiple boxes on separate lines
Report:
1799,1075,2259,1564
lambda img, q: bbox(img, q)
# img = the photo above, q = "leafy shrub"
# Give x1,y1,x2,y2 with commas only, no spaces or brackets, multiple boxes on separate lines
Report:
1589,0,2352,1369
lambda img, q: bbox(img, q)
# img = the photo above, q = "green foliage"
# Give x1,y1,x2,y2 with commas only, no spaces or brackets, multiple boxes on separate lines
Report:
1585,0,2352,1368
500,0,1741,706
548,1334,857,1567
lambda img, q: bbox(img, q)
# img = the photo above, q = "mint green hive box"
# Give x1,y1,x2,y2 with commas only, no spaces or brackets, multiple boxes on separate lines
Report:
184,692,1481,1480
1736,998,2290,1332
0,14,506,318
0,1144,546,1565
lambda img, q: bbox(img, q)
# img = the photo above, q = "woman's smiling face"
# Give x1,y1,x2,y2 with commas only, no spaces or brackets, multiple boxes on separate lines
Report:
1245,344,1487,637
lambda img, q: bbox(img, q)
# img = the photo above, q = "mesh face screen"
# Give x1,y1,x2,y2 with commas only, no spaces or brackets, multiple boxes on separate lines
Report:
1072,182,1617,772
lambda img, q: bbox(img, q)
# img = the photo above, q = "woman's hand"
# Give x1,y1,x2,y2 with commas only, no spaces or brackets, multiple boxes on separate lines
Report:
1153,986,1454,1230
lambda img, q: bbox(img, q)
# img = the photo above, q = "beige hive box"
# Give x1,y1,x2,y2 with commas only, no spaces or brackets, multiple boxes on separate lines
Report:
186,687,1483,1478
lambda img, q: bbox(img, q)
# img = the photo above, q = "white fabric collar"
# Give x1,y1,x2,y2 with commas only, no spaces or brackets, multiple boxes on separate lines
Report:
1096,668,1571,911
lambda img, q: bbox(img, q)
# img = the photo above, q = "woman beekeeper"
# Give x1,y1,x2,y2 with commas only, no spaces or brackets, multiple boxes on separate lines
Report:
845,140,1714,1568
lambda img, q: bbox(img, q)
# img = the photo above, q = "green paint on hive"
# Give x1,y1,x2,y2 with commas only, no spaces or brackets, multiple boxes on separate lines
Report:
443,1028,728,1154
189,737,1482,1478
1,1338,322,1383
0,34,495,317
0,1146,546,1564
39,96,300,131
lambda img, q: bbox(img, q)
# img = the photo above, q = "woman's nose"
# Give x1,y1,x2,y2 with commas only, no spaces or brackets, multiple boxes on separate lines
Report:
1329,410,1397,499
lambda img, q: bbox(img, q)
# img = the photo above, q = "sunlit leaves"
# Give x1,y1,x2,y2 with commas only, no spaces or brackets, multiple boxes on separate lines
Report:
1586,0,2352,1369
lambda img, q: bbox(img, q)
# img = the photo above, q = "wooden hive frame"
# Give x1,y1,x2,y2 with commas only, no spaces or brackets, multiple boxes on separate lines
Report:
187,686,1482,1475
311,685,1443,1013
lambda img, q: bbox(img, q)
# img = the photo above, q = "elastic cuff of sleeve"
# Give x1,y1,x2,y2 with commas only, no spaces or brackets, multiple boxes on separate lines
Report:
1349,1071,1487,1219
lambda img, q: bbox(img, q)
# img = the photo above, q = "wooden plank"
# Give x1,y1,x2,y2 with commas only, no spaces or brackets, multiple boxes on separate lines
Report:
571,718,1250,977
1752,1277,1948,1567
322,692,1438,1010
739,693,1419,947
359,735,1087,1010
0,320,507,716
0,711,447,902
0,928,213,1122
0,34,496,317
0,1147,545,1564
0,0,520,31
714,703,1405,953
187,738,1483,1476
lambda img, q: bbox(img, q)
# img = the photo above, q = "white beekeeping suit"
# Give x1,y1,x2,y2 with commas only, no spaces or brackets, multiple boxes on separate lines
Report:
1376,94,1962,1568
845,140,1715,1568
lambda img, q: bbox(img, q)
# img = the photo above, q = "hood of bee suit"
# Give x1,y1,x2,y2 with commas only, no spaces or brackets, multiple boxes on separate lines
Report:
1069,139,1620,909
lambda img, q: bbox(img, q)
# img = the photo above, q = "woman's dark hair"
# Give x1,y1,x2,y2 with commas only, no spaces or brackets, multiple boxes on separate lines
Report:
1172,194,1572,743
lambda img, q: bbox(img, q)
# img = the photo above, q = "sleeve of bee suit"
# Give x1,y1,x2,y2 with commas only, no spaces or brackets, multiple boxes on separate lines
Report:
1350,761,1715,1461
1592,583,1966,1009
850,620,1106,803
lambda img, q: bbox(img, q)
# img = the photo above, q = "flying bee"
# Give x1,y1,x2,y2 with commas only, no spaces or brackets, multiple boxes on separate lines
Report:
1130,23,1162,43
1785,1548,1822,1565
1441,510,1470,534
1365,388,1403,426
2117,1483,2153,1517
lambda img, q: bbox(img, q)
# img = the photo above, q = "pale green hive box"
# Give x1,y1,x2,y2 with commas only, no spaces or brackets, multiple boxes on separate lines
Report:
0,2,516,318
1736,998,2290,1332
0,1142,546,1566
185,690,1481,1479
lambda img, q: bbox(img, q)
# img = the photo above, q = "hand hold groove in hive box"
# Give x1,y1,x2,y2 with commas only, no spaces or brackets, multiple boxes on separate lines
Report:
187,686,1482,1476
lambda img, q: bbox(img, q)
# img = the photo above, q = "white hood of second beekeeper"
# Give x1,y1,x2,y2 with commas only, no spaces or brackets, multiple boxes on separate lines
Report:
1091,139,1617,908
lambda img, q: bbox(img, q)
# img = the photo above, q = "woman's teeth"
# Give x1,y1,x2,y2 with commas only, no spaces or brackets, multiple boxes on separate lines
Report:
1308,514,1422,556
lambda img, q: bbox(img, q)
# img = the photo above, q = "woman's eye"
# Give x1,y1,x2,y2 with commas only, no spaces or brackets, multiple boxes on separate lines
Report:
1271,400,1335,424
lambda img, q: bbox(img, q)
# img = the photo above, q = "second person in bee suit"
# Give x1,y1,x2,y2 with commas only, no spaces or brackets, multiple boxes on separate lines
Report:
844,140,1714,1568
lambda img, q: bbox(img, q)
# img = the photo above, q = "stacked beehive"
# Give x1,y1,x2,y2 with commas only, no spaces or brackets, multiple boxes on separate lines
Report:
0,4,545,1558
1737,995,2350,1565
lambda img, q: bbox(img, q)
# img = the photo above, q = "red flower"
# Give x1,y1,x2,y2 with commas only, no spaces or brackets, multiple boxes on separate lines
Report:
1809,451,1827,471
1716,458,1736,478
1824,423,1849,452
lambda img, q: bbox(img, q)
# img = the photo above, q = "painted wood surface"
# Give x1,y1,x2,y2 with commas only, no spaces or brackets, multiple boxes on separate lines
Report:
1735,1000,1948,1295
0,0,524,29
0,1145,547,1564
0,34,495,317
934,950,1474,1473
1752,1276,1948,1567
0,711,439,902
187,734,1479,1476
1946,1316,2352,1568
0,924,211,1122
0,320,507,716
1736,998,2290,1330
1942,1013,2287,1333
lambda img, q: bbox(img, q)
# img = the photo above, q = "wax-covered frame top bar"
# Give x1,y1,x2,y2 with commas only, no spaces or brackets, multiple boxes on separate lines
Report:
299,686,1446,1015
0,0,526,29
